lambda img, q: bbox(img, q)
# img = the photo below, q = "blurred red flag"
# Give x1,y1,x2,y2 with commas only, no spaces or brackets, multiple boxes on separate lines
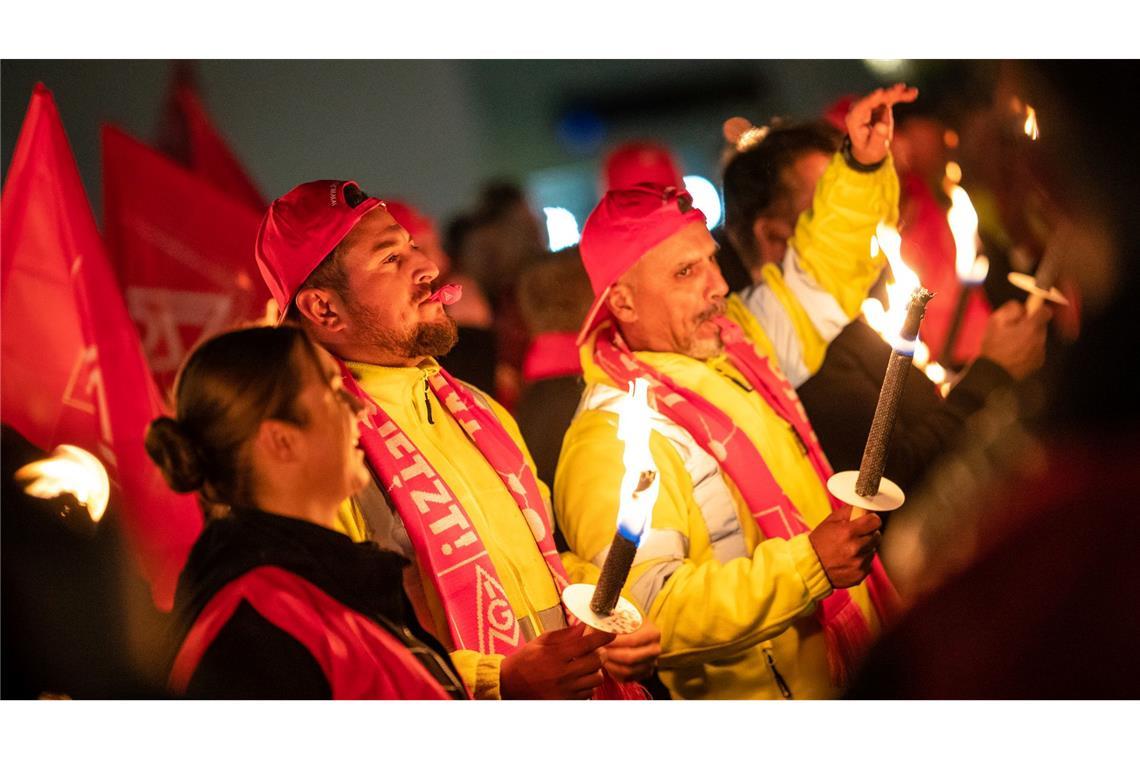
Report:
1,85,202,611
102,125,268,392
157,62,265,211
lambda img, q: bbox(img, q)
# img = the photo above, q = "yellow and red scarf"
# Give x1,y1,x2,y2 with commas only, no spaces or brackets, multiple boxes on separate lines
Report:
342,362,642,699
593,318,900,687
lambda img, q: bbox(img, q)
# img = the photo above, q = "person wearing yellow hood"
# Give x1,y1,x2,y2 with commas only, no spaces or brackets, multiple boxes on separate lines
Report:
254,180,659,700
555,84,916,699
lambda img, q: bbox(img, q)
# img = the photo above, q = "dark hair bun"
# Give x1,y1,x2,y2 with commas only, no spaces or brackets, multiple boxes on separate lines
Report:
145,417,206,493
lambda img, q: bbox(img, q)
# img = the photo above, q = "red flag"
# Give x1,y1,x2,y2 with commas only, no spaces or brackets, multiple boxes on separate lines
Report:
1,85,202,610
102,125,268,392
157,63,265,211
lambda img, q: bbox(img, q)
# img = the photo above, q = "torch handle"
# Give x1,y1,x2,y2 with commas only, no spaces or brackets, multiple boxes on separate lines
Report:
590,532,639,617
855,351,913,503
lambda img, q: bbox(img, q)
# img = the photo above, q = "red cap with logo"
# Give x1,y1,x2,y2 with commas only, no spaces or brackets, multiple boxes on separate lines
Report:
603,141,684,191
255,179,383,323
577,183,706,343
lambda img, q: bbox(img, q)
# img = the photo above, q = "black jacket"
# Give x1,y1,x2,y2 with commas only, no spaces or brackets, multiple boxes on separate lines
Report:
171,509,465,698
796,319,1012,494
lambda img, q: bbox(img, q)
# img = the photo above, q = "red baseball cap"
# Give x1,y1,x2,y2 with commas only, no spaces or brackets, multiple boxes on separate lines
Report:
255,179,384,323
603,141,684,191
577,183,706,344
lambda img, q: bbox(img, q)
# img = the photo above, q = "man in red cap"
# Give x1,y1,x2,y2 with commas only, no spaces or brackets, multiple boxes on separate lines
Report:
554,85,916,699
255,181,659,700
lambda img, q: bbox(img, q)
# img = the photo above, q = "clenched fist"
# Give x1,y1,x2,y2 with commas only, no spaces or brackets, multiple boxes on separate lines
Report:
808,503,882,589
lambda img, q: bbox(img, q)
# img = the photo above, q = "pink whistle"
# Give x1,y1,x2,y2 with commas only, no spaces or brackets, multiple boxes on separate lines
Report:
426,283,463,306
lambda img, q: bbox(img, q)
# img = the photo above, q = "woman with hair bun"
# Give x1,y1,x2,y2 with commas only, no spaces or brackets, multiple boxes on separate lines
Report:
148,326,464,699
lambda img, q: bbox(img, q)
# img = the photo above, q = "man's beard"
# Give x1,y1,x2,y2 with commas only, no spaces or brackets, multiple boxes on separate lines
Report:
680,303,727,360
346,299,459,359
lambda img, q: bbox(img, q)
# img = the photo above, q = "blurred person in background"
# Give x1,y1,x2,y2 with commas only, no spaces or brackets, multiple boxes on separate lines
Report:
556,85,914,700
448,181,549,409
721,116,1049,493
383,199,497,392
514,246,594,492
257,181,658,699
148,326,464,698
850,59,1140,698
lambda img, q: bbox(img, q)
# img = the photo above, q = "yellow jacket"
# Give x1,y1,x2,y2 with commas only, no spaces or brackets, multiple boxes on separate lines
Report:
335,359,562,699
728,153,897,386
554,153,897,700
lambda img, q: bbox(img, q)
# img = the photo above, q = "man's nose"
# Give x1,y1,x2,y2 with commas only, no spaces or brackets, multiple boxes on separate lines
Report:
707,260,729,301
412,247,440,283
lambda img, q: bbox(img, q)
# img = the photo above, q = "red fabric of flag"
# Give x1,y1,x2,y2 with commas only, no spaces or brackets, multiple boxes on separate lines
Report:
1,85,202,611
102,125,268,392
158,66,266,211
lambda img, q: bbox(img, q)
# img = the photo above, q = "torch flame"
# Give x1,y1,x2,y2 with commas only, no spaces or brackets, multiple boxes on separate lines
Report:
615,378,660,543
15,444,110,523
947,184,988,284
1024,105,1040,141
862,224,948,390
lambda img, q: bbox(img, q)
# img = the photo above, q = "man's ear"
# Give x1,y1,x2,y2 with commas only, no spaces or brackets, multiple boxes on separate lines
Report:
607,282,638,326
254,419,303,465
294,288,346,332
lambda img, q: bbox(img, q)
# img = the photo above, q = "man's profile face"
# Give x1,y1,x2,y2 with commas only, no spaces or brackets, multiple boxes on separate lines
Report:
755,150,830,265
337,207,457,361
614,221,729,360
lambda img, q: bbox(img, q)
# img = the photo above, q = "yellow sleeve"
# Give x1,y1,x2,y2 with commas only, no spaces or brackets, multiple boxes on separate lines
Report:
448,649,505,700
554,409,833,668
790,152,898,318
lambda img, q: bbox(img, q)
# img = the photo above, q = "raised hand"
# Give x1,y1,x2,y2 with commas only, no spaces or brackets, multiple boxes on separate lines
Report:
845,83,919,166
499,623,615,699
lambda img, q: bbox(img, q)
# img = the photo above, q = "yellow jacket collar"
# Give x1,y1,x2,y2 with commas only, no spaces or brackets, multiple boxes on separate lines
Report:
346,357,441,405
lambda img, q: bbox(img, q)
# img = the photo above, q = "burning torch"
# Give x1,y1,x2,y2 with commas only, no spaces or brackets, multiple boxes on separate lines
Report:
941,181,989,364
561,378,658,634
829,287,935,519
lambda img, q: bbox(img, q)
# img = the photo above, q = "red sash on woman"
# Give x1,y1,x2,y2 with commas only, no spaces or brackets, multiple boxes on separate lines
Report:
592,318,900,687
341,361,643,699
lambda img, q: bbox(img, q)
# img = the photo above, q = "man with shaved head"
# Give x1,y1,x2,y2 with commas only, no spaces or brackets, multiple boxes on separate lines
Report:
555,85,916,699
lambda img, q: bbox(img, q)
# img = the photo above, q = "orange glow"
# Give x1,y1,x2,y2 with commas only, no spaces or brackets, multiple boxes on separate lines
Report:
862,224,945,387
1024,105,1040,141
946,184,989,284
15,445,110,522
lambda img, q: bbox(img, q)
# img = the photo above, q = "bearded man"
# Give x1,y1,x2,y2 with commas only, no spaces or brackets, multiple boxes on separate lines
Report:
555,86,916,699
255,182,659,699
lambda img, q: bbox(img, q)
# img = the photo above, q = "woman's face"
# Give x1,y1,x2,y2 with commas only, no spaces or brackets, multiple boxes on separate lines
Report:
292,345,370,506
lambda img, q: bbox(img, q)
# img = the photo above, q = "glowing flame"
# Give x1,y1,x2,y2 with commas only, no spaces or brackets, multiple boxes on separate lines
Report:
862,224,947,389
863,224,920,348
946,184,989,284
15,445,110,522
1024,105,1040,141
615,378,660,543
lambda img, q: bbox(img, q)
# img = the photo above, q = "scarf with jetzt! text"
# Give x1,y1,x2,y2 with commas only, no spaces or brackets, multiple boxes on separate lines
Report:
341,361,643,699
592,318,900,687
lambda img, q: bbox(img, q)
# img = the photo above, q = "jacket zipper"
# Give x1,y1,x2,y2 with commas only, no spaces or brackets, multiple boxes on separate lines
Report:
764,649,794,699
422,374,435,425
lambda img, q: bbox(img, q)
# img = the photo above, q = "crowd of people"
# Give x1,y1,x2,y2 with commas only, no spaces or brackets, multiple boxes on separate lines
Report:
4,59,1136,701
